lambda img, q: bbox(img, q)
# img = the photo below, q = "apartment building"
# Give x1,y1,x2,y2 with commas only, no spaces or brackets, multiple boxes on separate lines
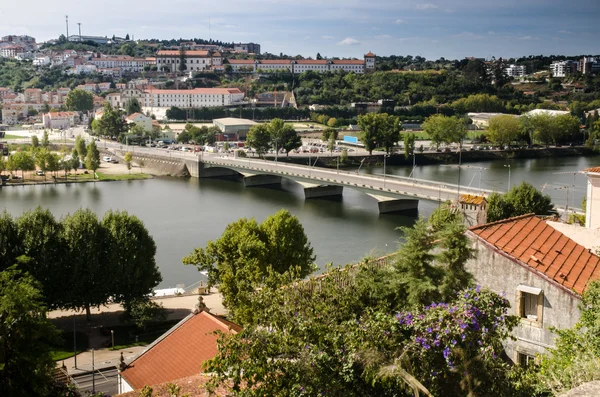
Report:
551,60,578,77
24,88,42,103
504,64,526,77
89,56,152,73
578,57,600,75
155,50,222,72
0,45,24,58
143,88,244,108
42,112,80,129
233,42,261,54
226,53,375,74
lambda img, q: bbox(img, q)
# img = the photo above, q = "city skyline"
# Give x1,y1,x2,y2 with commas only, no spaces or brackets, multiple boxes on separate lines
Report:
1,0,599,59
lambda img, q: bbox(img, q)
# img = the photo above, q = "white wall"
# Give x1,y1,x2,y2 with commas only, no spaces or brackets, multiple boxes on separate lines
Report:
586,174,600,229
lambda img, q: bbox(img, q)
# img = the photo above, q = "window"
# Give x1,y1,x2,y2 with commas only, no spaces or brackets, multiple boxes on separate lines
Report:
516,285,543,327
517,352,535,368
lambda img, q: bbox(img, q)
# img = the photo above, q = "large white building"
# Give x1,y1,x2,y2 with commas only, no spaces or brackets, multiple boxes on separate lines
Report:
155,50,222,72
227,52,376,75
551,60,578,77
89,56,152,73
504,64,526,77
42,112,80,129
143,88,244,108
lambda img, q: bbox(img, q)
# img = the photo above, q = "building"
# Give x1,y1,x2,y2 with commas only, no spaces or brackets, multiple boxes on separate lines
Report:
33,56,51,66
364,51,376,73
155,50,222,72
458,194,488,226
505,64,526,77
118,310,241,393
467,214,600,363
89,56,152,73
67,35,111,44
212,117,258,140
23,88,42,103
143,88,244,109
42,112,79,129
524,109,570,117
225,53,375,75
551,60,578,78
253,91,297,108
0,45,24,58
583,166,600,230
233,42,261,54
578,57,600,75
125,112,153,132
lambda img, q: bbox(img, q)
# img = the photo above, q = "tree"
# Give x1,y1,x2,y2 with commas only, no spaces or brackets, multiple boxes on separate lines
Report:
11,151,35,180
487,182,555,222
46,153,60,179
0,155,5,177
102,210,162,313
85,140,100,177
268,118,301,156
74,135,87,158
246,124,271,157
357,113,402,154
0,267,60,397
179,47,187,73
98,103,126,139
125,33,130,40
422,114,467,148
31,135,39,148
123,151,133,173
41,129,49,148
65,88,94,112
321,127,338,142
34,148,50,180
488,115,522,147
125,98,141,115
61,209,109,319
0,211,21,272
404,132,416,159
183,210,315,324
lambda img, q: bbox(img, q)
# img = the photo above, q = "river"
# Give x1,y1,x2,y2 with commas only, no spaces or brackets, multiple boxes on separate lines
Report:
1,155,598,289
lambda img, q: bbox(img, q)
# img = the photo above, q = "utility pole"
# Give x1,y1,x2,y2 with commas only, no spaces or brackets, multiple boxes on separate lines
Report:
65,15,69,40
77,23,81,42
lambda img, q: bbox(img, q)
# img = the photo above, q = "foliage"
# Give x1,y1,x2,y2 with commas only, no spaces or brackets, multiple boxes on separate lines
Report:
183,210,315,325
487,115,523,147
31,135,39,148
97,103,126,139
0,267,60,397
487,182,555,222
521,113,581,146
9,151,35,180
246,124,271,157
0,211,21,271
124,152,133,173
267,118,301,155
357,113,402,154
122,297,167,330
125,98,142,115
85,140,100,176
404,133,416,159
65,89,94,112
41,130,50,147
422,114,467,148
74,135,87,158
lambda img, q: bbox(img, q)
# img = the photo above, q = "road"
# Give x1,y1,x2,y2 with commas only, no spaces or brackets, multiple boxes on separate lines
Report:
71,368,119,396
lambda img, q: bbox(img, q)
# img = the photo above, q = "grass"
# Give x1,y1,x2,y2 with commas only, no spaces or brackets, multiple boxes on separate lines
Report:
96,172,151,181
2,134,23,140
50,330,89,362
106,320,181,350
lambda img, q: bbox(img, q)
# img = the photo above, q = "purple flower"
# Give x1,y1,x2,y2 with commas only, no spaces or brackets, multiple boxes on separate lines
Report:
476,285,481,293
426,327,433,333
443,347,451,360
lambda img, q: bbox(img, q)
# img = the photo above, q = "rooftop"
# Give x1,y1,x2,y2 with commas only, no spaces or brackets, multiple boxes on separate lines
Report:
156,50,210,57
583,166,600,174
469,214,600,295
145,88,243,95
459,194,487,205
121,311,240,390
213,117,258,126
116,374,232,397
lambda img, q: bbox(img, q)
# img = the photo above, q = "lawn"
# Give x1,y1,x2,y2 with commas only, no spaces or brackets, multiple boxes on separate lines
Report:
51,330,89,361
1,134,23,140
96,172,151,181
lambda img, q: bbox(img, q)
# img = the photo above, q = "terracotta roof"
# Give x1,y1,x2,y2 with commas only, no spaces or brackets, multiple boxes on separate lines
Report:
460,194,487,205
259,59,292,64
583,167,600,174
227,59,256,64
295,59,329,65
125,112,146,121
469,214,600,295
121,311,240,390
365,51,376,57
145,88,243,95
156,50,209,57
45,112,77,117
116,374,233,397
331,59,365,65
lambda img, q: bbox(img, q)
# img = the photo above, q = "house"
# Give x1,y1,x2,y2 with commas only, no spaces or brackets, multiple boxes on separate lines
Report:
118,310,241,393
125,112,153,133
24,88,42,103
42,112,79,129
143,88,244,109
116,374,233,397
583,166,600,230
550,60,578,78
466,214,600,364
458,194,488,226
155,50,221,72
213,117,258,141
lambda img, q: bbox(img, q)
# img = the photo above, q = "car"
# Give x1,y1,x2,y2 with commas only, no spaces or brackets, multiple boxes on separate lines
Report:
103,156,113,162
444,148,452,153
35,170,45,176
110,159,119,164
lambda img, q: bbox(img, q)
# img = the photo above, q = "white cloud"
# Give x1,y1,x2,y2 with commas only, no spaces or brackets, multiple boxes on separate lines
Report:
375,34,392,39
558,30,573,34
303,36,311,40
518,35,539,40
453,32,484,40
395,19,406,24
416,3,438,10
321,35,335,40
338,37,361,45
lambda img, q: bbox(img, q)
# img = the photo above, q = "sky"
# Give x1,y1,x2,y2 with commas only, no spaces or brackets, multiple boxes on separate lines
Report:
2,0,599,60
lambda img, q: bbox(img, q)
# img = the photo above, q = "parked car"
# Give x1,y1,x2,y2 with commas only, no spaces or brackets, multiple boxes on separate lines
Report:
36,170,45,176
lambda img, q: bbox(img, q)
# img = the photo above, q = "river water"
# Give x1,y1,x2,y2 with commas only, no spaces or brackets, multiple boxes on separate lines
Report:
1,155,598,289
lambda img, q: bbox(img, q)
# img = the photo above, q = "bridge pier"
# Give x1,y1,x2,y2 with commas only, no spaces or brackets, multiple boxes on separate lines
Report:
367,194,419,214
297,182,344,199
243,174,282,187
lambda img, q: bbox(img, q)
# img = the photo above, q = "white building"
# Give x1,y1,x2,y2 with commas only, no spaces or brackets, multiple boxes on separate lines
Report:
155,50,222,72
504,64,526,77
583,166,600,230
551,60,578,78
227,53,375,75
0,45,23,58
125,112,153,132
42,112,80,129
89,56,151,73
68,64,98,75
33,56,50,66
143,88,244,108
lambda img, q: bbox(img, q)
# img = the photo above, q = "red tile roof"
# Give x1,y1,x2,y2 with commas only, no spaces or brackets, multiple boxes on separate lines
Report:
295,59,329,65
460,194,487,205
583,166,600,174
469,214,600,295
365,51,376,57
156,50,210,57
259,59,292,64
121,311,240,390
116,374,233,397
145,88,242,95
332,59,365,65
227,59,256,64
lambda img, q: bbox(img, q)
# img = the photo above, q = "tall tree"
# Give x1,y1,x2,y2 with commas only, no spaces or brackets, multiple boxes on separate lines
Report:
124,152,133,173
85,140,100,177
102,211,162,312
246,124,271,157
31,135,39,148
268,118,301,156
0,267,59,397
488,115,522,147
65,88,94,112
74,135,87,158
0,211,21,271
179,47,187,73
422,114,467,149
11,151,35,180
98,103,126,139
41,129,49,148
487,182,555,222
125,98,142,115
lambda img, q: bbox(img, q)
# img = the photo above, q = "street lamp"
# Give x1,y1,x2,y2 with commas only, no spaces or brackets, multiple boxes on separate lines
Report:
504,164,511,190
383,154,388,188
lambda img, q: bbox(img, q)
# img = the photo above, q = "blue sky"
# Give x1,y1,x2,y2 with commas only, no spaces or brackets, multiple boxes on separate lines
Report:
3,0,599,59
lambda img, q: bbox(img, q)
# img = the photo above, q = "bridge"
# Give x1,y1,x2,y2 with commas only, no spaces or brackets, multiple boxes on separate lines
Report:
180,153,490,214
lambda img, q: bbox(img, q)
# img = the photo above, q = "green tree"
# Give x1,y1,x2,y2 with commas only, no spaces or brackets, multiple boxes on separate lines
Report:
267,118,301,156
74,135,87,158
0,211,21,271
65,88,94,112
61,209,109,319
183,210,315,324
357,113,402,155
102,210,162,313
124,151,133,173
321,127,338,142
246,124,271,157
11,151,35,180
488,115,522,147
46,153,60,179
487,182,555,222
0,155,5,177
85,140,100,177
41,129,49,147
98,103,126,139
34,148,50,180
31,135,39,148
422,114,467,148
125,98,141,115
0,267,60,397
404,132,416,159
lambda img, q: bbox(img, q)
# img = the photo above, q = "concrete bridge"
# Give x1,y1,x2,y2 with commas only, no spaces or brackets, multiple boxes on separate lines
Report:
184,154,490,214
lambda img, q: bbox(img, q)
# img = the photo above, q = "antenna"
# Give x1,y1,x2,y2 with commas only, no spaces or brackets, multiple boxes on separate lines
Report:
77,23,81,42
65,15,69,40
209,17,211,41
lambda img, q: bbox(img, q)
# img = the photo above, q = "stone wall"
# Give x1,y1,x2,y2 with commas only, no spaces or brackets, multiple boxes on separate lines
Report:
465,233,581,361
110,150,189,177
